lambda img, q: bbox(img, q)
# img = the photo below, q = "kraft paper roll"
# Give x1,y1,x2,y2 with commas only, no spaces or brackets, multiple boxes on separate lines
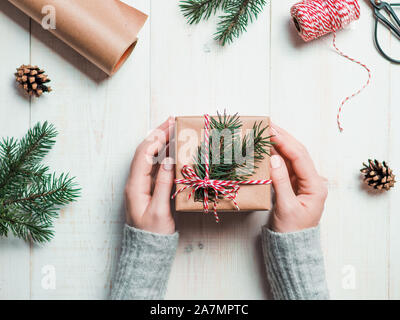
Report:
8,0,148,75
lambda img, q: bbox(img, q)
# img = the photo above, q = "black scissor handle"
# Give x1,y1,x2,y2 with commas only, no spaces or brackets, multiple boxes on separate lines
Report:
372,2,400,63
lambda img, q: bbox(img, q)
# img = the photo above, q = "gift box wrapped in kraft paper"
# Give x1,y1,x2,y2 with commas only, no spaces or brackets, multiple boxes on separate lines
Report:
8,0,148,75
174,115,272,215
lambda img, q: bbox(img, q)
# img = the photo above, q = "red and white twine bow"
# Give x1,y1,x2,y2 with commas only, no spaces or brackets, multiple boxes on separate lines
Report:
172,114,272,223
291,0,371,132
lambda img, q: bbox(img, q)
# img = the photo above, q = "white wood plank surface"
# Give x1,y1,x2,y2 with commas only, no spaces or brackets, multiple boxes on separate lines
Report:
0,0,399,299
27,0,150,299
149,0,272,300
0,0,31,299
389,47,400,299
270,0,392,300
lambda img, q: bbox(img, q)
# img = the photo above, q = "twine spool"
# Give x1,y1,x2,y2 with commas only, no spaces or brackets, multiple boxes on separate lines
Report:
291,0,360,42
290,0,370,132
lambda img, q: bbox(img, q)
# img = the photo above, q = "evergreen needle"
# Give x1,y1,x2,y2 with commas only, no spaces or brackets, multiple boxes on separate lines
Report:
0,122,80,243
193,111,274,203
180,0,267,45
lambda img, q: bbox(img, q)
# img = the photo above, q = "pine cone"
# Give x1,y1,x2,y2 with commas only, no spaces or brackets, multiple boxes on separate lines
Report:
360,159,396,191
15,65,52,97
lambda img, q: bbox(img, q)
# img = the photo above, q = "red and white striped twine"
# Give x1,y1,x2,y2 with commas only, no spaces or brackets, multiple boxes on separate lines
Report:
172,114,272,223
291,0,371,132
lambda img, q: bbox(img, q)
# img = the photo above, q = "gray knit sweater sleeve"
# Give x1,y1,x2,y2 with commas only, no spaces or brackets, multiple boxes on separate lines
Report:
261,225,329,300
111,224,328,300
111,224,179,300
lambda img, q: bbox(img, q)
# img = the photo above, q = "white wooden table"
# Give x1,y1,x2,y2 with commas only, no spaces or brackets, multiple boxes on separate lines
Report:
1,0,399,300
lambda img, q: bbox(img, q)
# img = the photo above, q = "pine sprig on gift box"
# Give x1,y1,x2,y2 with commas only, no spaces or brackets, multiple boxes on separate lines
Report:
180,0,267,45
193,111,274,202
0,122,80,243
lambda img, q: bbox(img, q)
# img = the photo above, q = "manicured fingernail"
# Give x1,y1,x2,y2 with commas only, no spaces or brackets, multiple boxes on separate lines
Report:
163,157,174,171
271,155,282,169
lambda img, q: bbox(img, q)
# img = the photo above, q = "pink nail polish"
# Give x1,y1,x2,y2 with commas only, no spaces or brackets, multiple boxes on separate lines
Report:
163,157,174,171
270,155,281,169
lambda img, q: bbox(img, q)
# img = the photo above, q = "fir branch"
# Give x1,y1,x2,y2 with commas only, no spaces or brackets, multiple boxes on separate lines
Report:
193,111,274,202
0,206,54,243
5,173,79,206
0,123,80,243
4,173,80,223
180,0,267,45
215,0,266,45
0,137,18,163
180,0,229,24
0,122,57,197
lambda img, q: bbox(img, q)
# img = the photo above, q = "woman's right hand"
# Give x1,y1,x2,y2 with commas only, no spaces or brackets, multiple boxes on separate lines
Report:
269,124,328,233
124,117,176,235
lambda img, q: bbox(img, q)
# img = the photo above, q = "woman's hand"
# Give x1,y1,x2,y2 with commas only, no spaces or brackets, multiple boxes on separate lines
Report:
124,117,176,235
269,124,328,233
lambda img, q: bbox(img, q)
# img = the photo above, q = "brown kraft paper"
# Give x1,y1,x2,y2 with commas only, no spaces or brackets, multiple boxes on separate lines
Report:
8,0,148,75
175,116,271,212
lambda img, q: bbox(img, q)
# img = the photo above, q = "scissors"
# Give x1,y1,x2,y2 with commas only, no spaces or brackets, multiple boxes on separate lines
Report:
370,0,400,63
